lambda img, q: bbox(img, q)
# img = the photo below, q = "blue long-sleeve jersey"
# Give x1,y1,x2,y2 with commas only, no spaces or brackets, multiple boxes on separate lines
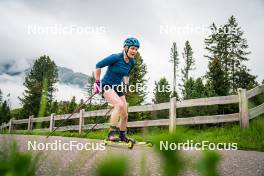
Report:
96,52,136,85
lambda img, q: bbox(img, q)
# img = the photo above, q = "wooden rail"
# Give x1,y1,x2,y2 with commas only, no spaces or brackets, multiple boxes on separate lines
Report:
1,85,264,134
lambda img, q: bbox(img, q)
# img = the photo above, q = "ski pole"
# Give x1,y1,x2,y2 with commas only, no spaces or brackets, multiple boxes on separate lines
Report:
86,105,114,134
46,93,96,138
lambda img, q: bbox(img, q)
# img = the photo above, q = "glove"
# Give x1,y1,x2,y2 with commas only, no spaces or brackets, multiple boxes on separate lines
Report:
93,80,101,94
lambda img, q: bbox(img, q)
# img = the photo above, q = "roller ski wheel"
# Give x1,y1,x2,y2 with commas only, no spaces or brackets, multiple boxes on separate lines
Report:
103,139,134,149
135,140,153,147
127,139,134,149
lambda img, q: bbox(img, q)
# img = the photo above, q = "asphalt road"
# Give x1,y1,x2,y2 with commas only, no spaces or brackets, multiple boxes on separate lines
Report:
0,134,263,176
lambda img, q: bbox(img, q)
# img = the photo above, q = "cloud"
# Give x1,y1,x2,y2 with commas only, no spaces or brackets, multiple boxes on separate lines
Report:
0,73,86,109
0,56,90,109
0,74,25,108
0,58,33,76
55,84,87,103
0,0,264,108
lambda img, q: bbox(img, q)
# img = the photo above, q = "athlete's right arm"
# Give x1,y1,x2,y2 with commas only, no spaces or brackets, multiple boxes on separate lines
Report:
95,68,101,81
93,68,101,94
93,54,119,94
95,54,118,80
95,54,119,69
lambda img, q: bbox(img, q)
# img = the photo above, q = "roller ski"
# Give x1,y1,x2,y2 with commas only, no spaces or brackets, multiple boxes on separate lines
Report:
103,128,135,149
103,138,153,149
120,131,153,148
103,128,153,149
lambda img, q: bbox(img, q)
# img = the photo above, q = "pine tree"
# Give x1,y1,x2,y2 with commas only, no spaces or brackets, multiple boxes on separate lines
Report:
226,15,251,92
180,77,215,117
182,78,195,99
57,101,69,115
0,100,11,124
183,78,207,100
206,58,229,96
0,89,2,103
181,40,195,98
169,42,180,98
127,52,148,106
80,99,84,106
205,22,231,94
0,89,2,123
51,100,58,114
205,16,254,94
234,65,258,90
38,77,48,117
181,41,195,82
68,96,77,113
0,90,12,123
151,78,171,119
19,55,58,117
152,78,172,103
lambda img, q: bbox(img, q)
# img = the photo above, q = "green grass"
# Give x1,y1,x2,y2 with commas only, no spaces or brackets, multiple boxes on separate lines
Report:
8,129,109,140
95,154,129,176
1,115,262,176
2,114,263,151
132,114,264,151
0,141,39,176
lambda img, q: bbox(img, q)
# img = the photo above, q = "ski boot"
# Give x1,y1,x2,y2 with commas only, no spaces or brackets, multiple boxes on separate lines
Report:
106,126,120,142
119,131,134,143
119,131,136,149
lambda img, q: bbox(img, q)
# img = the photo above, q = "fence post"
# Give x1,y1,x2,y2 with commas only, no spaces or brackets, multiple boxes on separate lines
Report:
9,118,14,133
49,113,55,132
238,88,249,128
79,109,84,134
1,123,4,132
2,123,5,132
169,97,177,133
27,115,34,131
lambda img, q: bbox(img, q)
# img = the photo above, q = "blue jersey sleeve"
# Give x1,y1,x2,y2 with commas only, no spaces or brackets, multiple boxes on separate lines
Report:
96,54,120,68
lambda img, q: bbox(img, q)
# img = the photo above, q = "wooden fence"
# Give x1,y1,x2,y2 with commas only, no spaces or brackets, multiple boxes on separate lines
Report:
1,85,264,134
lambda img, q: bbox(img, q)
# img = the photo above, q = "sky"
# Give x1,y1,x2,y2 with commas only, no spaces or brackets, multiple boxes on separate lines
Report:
0,0,263,109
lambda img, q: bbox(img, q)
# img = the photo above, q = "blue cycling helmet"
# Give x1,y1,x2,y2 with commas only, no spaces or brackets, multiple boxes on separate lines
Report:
123,38,140,48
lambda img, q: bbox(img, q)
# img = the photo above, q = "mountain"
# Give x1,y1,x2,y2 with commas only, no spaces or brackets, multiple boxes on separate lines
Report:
57,67,87,88
0,60,88,88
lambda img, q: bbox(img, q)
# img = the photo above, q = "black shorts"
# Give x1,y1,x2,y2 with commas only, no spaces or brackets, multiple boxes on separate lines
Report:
101,84,124,98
